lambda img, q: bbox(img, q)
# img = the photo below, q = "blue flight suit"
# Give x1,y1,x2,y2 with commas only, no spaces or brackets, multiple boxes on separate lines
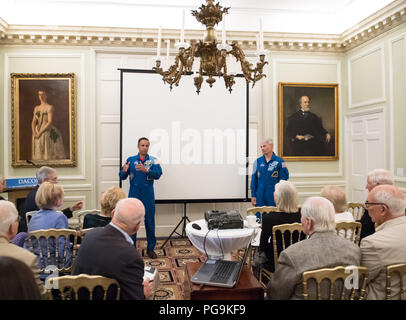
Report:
119,153,162,251
251,152,289,219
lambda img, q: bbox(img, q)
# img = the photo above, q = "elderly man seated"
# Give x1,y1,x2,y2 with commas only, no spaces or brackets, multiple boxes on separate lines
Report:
74,198,153,300
361,184,406,300
266,196,361,300
0,201,44,295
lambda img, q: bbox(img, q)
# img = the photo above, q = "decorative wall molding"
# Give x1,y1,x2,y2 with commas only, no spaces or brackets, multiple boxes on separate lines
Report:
0,1,405,53
342,0,406,50
388,32,406,182
293,180,346,188
62,184,93,191
347,44,386,108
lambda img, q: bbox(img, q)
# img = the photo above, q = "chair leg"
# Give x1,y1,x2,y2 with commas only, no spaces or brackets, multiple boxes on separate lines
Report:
259,267,273,289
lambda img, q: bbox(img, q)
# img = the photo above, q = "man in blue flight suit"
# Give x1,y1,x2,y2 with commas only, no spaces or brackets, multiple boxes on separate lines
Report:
251,138,289,220
119,137,162,259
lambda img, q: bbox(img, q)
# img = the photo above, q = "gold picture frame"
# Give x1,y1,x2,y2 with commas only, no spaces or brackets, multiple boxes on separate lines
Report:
11,73,77,167
278,82,339,161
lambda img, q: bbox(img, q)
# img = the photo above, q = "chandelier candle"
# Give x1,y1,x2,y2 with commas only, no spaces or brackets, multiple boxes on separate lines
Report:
259,17,264,51
181,9,185,43
166,39,170,69
222,13,226,45
157,26,162,60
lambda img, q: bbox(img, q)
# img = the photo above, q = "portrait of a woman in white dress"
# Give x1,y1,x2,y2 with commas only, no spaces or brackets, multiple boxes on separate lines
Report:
31,88,66,160
11,73,76,167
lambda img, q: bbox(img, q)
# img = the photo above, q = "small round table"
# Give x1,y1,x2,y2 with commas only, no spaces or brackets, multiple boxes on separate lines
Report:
186,219,260,260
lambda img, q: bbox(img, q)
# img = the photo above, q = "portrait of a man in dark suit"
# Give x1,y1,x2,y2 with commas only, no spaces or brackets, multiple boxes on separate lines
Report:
278,83,338,161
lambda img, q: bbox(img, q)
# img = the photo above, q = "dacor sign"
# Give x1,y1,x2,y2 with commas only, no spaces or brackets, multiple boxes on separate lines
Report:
5,177,38,189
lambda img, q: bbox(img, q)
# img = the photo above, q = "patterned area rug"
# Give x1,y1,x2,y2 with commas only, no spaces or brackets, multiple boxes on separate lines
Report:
137,238,207,300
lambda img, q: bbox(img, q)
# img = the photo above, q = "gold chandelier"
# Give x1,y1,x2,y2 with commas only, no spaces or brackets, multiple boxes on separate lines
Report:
153,0,268,94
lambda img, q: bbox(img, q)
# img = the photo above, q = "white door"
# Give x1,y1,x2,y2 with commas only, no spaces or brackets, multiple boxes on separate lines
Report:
347,111,385,202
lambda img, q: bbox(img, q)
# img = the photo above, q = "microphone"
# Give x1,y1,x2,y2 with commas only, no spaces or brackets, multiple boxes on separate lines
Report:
26,160,40,168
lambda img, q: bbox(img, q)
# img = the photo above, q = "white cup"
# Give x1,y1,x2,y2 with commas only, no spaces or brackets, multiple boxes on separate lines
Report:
247,215,257,228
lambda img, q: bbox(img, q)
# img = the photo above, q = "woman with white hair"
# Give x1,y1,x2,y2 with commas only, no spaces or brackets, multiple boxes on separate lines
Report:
256,180,304,273
24,182,72,272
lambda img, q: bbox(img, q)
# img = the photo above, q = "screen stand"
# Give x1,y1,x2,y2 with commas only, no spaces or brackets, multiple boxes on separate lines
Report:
160,202,190,249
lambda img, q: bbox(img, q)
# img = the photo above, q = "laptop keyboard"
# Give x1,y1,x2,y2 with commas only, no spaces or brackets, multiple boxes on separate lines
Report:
209,260,236,283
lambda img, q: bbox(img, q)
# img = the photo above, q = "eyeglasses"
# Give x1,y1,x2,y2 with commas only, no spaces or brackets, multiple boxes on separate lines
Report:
363,201,388,210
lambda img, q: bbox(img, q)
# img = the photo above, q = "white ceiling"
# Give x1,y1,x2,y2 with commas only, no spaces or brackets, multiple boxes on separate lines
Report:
1,0,397,34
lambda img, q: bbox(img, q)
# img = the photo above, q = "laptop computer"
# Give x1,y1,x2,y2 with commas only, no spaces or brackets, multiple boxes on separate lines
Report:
191,234,253,288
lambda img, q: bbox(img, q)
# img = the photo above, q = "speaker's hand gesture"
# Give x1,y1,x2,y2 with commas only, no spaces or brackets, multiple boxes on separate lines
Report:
123,161,130,173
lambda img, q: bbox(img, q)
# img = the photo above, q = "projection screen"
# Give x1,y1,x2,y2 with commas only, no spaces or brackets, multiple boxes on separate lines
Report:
120,69,249,203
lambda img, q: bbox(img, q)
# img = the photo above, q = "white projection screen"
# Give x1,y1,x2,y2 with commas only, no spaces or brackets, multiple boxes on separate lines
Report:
120,69,249,203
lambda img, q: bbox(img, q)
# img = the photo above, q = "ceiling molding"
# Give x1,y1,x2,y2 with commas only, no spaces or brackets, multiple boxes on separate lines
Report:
0,2,405,53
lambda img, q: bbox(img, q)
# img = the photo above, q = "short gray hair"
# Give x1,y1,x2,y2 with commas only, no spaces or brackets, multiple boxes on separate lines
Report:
301,196,336,232
373,185,406,218
262,138,273,145
274,180,298,213
0,201,18,237
367,169,394,186
36,166,56,184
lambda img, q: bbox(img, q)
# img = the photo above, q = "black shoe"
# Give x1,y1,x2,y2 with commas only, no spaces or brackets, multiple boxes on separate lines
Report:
147,250,157,259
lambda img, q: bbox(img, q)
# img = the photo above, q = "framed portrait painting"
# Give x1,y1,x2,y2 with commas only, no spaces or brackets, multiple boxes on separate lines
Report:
11,73,77,167
278,82,338,161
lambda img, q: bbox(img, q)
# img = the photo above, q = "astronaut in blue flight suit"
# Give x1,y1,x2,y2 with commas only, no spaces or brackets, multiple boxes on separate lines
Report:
251,138,289,220
119,137,162,259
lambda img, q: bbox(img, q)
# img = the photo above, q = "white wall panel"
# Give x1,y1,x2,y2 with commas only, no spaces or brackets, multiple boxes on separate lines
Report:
348,45,386,108
100,123,120,158
98,81,120,115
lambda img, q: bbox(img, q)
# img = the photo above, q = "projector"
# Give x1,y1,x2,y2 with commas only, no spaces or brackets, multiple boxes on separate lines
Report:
204,210,244,230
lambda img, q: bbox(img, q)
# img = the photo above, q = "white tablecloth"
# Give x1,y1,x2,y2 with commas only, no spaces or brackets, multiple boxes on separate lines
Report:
186,219,260,260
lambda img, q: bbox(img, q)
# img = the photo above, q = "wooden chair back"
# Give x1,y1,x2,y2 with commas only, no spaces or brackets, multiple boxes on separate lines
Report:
26,228,78,275
77,209,101,229
335,221,362,245
247,206,278,226
347,202,365,220
25,210,38,227
386,263,406,300
272,222,306,270
303,266,368,300
47,274,120,300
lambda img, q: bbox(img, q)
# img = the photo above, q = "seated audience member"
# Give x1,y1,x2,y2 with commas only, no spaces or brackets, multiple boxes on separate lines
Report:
256,180,302,273
0,256,42,300
267,196,361,300
83,186,126,229
11,232,28,247
24,182,72,269
23,166,83,227
361,169,395,240
321,186,354,240
0,201,44,295
74,198,153,300
360,185,406,300
321,186,354,223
